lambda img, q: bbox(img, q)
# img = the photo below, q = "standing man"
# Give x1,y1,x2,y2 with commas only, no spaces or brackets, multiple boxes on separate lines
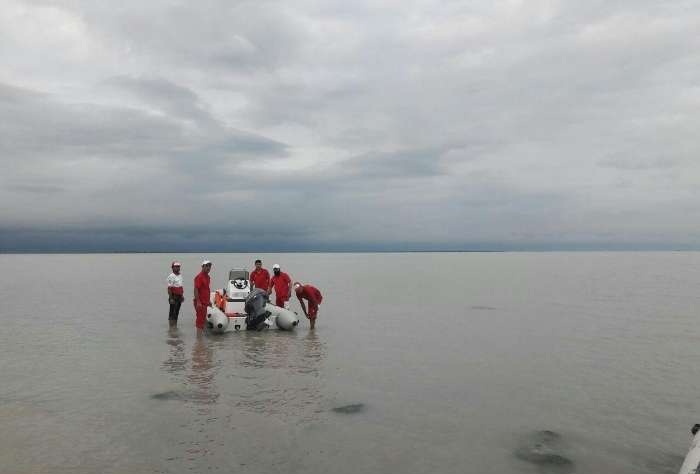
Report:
167,261,184,328
294,282,323,329
250,259,270,292
193,260,213,331
268,263,292,308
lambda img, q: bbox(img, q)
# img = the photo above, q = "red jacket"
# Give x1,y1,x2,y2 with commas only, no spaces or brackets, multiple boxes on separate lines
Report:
250,268,270,291
269,272,291,299
194,271,210,305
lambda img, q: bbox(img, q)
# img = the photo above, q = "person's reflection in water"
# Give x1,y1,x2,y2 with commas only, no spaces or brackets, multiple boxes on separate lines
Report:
187,333,219,407
300,330,326,376
289,331,328,422
240,331,269,369
161,327,186,376
269,332,292,369
181,333,221,466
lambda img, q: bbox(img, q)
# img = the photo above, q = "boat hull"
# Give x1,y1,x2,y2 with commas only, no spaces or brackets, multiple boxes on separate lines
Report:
679,428,700,474
205,302,300,333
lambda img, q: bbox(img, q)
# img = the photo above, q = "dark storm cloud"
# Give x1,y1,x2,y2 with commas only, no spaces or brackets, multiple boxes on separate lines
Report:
2,0,700,250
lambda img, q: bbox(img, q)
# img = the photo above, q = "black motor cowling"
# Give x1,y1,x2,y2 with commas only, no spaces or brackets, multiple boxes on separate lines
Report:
244,288,270,330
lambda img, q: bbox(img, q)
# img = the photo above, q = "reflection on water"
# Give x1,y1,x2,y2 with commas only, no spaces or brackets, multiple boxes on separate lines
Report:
237,331,313,370
161,328,186,375
3,252,699,474
299,331,325,375
224,331,329,420
157,331,221,406
239,332,271,369
186,334,219,406
294,331,328,421
163,333,222,467
156,326,331,468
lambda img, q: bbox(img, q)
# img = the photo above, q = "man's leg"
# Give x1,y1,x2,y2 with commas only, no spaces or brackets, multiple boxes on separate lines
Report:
308,303,318,329
169,299,177,327
170,298,182,327
195,304,207,329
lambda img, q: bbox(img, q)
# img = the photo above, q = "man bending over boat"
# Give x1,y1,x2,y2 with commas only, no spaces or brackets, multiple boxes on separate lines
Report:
193,260,212,332
294,282,323,329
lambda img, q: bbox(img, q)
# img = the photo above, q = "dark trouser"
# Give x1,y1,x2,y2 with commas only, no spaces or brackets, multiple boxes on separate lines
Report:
169,295,183,321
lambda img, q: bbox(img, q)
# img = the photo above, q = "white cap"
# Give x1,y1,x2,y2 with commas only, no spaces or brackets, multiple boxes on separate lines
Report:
171,261,181,267
201,260,212,266
273,264,280,270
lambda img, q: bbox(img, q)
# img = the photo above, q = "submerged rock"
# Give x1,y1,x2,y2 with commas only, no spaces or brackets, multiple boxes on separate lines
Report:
332,403,365,414
150,390,186,401
514,430,574,471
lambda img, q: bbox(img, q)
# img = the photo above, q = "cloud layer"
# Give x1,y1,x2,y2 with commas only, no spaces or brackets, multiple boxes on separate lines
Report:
2,0,700,250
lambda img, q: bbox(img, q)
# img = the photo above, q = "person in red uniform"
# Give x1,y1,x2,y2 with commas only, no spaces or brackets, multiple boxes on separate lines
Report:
193,260,212,331
268,263,292,308
250,259,270,292
294,282,323,329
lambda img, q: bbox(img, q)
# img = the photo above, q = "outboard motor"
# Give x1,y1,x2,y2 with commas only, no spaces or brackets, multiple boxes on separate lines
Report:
244,288,270,330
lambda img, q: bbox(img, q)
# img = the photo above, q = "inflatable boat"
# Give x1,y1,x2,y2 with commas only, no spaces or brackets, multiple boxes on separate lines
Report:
205,268,299,333
679,424,700,474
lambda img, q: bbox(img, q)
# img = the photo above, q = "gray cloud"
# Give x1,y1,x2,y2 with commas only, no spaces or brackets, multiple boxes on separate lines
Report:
2,0,700,250
103,76,216,125
342,147,449,179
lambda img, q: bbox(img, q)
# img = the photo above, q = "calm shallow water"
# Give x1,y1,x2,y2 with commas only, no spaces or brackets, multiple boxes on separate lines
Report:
1,252,700,473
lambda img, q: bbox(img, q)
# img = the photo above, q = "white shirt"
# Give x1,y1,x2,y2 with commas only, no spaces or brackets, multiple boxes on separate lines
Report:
167,272,183,289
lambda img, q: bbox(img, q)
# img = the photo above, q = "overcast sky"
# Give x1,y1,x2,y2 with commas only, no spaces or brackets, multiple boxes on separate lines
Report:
1,0,699,251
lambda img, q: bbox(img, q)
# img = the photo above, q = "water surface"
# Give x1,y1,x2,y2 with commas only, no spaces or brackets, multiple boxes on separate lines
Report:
1,252,699,473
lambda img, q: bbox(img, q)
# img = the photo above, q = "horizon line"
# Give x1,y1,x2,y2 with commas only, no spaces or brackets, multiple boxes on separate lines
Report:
2,248,699,255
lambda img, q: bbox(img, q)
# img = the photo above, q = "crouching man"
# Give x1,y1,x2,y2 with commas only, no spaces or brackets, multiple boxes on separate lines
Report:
294,282,323,329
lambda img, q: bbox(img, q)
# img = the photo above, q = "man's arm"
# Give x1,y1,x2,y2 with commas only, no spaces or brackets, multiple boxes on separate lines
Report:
297,295,308,317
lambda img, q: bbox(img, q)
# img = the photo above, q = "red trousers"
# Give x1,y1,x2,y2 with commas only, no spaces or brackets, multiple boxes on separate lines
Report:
308,302,319,319
275,296,289,308
194,304,207,329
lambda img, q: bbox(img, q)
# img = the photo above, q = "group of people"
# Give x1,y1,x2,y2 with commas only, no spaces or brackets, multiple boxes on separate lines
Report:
166,259,323,330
